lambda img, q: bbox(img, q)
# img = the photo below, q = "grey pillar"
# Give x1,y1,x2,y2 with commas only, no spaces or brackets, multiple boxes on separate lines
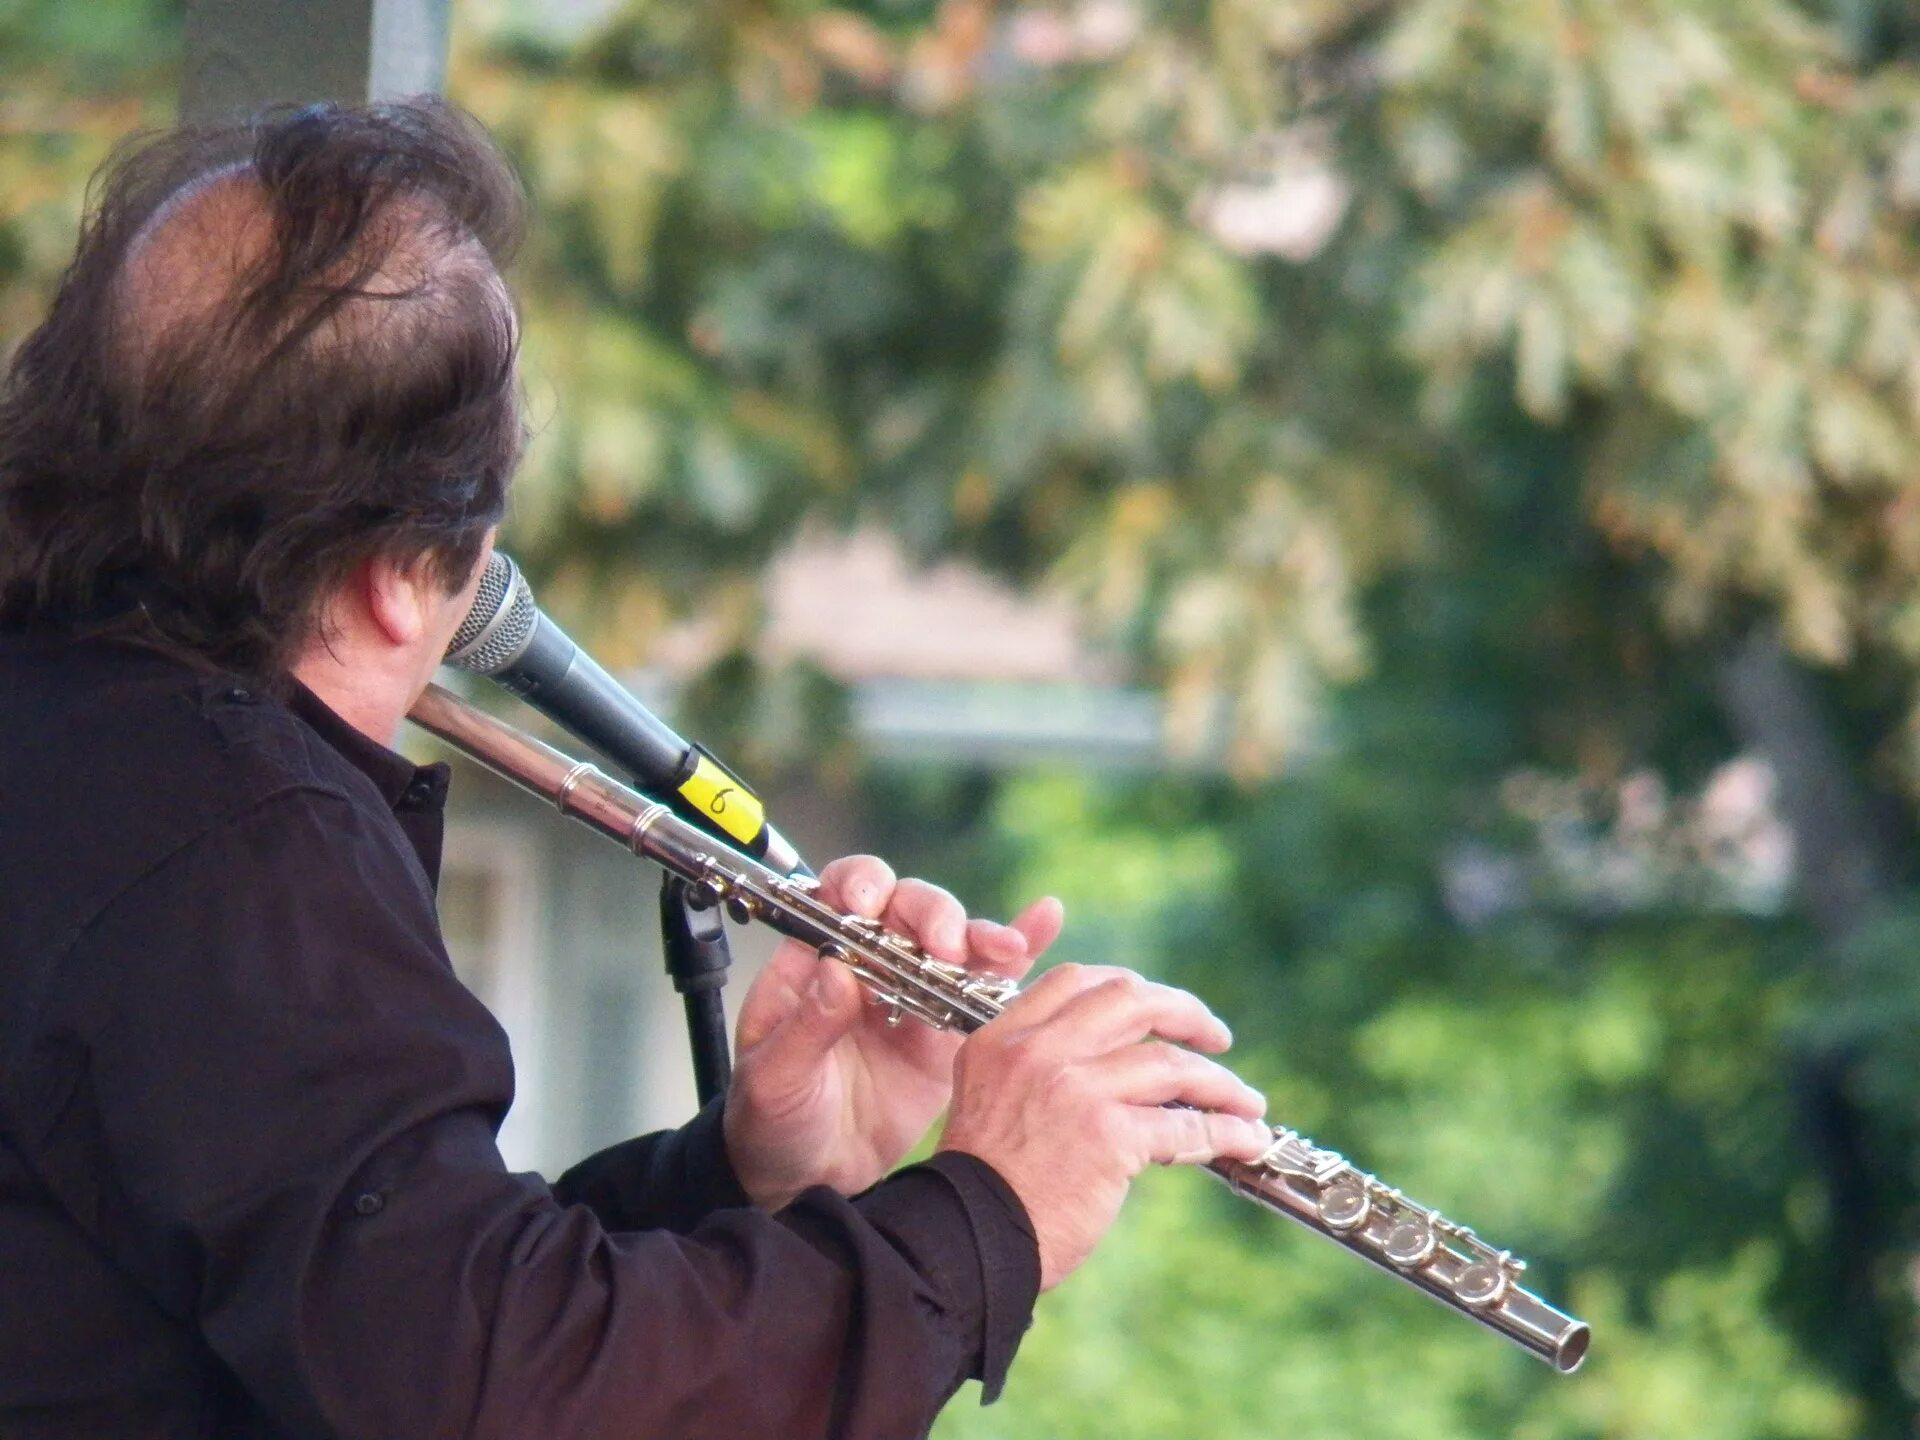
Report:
182,0,451,122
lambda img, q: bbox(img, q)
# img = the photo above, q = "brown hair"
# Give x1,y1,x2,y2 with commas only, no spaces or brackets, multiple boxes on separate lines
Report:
0,97,527,681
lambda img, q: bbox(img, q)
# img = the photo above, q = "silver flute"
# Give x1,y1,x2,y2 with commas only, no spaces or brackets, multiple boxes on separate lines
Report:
409,681,1591,1374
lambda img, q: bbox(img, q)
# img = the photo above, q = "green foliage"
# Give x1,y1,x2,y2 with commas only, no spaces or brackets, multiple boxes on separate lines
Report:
446,0,1920,781
919,762,1857,1440
884,462,1908,1431
0,0,178,340
0,0,180,74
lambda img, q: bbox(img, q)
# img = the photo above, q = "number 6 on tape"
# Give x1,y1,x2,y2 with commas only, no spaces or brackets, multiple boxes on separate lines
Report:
677,753,766,849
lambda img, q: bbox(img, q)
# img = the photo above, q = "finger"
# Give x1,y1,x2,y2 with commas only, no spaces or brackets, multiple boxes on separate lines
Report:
1043,974,1234,1057
963,917,1032,978
755,954,865,1084
815,854,897,919
732,940,819,1052
883,878,968,962
1129,1106,1274,1169
992,961,1130,1028
1007,896,1064,960
1086,1046,1266,1118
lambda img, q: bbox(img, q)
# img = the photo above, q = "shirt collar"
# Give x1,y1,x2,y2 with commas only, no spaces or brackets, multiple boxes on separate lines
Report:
287,683,451,816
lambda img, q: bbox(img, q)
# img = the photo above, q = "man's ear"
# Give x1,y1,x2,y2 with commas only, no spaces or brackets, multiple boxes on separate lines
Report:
363,552,432,648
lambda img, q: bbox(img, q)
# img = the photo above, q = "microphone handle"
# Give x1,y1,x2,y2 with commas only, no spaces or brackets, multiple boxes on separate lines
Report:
500,615,802,874
501,615,690,785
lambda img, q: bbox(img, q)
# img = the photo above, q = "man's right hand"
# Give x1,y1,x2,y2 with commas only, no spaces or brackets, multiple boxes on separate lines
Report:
936,963,1273,1291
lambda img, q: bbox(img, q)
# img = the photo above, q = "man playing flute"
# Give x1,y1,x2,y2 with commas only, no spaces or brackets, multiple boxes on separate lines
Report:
0,98,1270,1439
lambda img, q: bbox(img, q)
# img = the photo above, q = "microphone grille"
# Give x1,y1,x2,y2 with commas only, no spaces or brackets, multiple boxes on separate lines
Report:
446,552,537,675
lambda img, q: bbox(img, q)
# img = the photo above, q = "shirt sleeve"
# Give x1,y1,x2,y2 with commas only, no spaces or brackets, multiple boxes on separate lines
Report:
549,1097,750,1234
14,786,1040,1440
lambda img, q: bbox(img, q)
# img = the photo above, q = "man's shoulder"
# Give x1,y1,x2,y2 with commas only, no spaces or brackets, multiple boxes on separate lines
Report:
0,634,370,806
0,636,389,963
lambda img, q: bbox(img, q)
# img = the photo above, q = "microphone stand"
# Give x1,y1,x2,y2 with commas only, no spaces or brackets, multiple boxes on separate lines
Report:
658,874,734,1106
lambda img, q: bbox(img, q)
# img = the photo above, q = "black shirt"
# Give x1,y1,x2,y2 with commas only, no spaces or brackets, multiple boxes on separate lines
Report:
0,635,1038,1439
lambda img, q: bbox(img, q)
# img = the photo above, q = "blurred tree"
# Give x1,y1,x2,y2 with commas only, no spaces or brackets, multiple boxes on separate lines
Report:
445,0,1920,778
437,9,1920,1423
877,479,1885,1437
0,0,179,340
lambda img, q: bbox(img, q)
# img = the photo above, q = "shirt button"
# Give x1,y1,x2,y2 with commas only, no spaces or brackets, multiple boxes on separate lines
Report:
225,686,255,704
401,778,435,809
353,1192,385,1217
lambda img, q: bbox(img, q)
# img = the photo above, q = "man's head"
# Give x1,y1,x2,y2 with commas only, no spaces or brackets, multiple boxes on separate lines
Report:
0,98,526,688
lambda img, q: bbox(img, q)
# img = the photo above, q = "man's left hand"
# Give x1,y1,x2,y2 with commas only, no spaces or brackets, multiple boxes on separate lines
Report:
723,856,1064,1211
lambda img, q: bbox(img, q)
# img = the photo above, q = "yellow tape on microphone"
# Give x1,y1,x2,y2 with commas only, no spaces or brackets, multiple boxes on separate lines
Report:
677,754,766,849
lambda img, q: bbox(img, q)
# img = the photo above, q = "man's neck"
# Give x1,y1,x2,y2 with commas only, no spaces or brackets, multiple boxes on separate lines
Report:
288,552,481,747
289,657,409,748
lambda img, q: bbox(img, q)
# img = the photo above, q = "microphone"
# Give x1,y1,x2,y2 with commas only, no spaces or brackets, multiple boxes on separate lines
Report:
443,552,808,877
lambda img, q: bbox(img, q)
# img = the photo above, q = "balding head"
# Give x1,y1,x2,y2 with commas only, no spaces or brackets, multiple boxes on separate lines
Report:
113,163,510,404
0,98,527,682
116,165,269,368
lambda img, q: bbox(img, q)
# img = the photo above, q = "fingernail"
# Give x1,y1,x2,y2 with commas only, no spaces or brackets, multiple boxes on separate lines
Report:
1243,1086,1267,1114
